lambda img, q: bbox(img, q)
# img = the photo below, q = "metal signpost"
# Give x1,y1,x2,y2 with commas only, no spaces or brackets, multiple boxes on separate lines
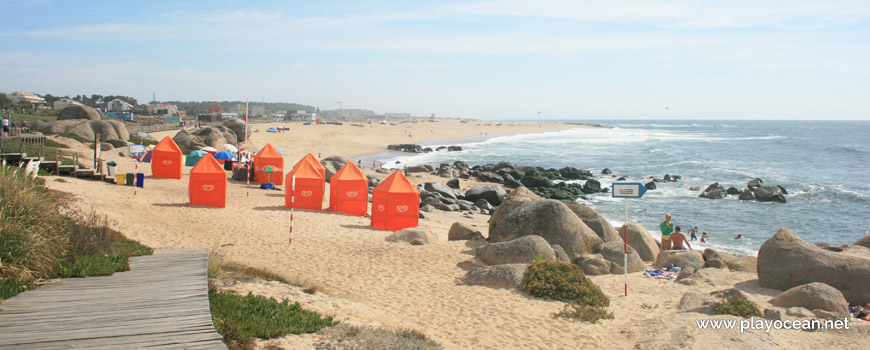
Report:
611,183,647,296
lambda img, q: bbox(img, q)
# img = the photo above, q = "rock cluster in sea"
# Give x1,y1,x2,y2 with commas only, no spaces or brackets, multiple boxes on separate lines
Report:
698,177,788,203
387,143,462,153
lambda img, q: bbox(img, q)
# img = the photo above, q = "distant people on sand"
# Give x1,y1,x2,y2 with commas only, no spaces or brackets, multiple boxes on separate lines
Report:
689,226,698,240
670,226,692,250
660,213,674,250
734,234,743,240
700,232,709,243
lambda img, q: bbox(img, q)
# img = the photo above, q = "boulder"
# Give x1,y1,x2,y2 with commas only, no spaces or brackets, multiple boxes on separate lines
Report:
727,256,757,272
406,165,434,173
387,144,423,153
465,185,507,206
458,264,528,288
95,143,114,151
478,171,505,184
679,291,715,313
448,222,484,241
420,204,436,212
456,200,475,211
562,201,606,223
321,156,350,182
582,179,601,193
763,308,783,321
446,178,460,189
755,186,786,203
747,178,763,191
597,240,644,274
385,227,438,245
57,105,100,120
39,119,129,141
447,146,462,152
574,254,611,276
644,181,656,190
437,203,460,212
769,282,850,319
757,228,870,305
421,196,442,208
489,200,603,260
738,190,756,201
173,126,239,154
601,168,612,175
489,186,539,227
104,139,128,148
475,235,556,265
654,250,705,271
699,182,726,199
474,199,494,212
520,176,552,188
620,223,661,262
676,267,732,287
856,235,870,249
551,244,571,263
726,187,741,195
703,248,736,269
586,218,622,243
424,182,457,200
675,267,697,281
221,119,251,142
494,161,514,170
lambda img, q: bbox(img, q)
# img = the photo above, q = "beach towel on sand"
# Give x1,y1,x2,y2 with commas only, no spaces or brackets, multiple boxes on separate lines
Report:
644,269,679,280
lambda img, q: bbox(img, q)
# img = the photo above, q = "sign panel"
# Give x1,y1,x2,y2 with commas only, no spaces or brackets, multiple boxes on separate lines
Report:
612,183,647,198
137,131,149,138
129,144,146,155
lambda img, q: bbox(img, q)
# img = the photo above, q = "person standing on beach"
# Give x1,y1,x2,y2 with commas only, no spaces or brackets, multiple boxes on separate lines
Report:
660,214,674,250
1,116,9,136
670,226,692,250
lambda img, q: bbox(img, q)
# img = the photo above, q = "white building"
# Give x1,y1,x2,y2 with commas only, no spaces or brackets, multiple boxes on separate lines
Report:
220,112,240,120
107,98,133,112
53,98,84,110
153,104,178,116
289,110,316,121
385,113,411,120
6,91,45,106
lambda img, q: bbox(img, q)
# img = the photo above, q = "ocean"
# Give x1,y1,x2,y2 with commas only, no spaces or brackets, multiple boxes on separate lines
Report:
374,120,870,256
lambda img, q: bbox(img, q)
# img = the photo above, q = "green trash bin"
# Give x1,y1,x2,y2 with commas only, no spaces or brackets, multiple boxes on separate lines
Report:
125,173,135,186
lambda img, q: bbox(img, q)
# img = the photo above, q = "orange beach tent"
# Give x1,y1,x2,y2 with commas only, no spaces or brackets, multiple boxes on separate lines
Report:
329,162,368,216
285,159,325,210
151,137,183,179
371,171,419,231
291,153,326,196
189,154,227,208
253,143,284,185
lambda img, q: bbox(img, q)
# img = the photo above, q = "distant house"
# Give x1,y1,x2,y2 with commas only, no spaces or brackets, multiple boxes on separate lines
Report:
288,110,315,121
6,91,45,107
153,104,178,116
220,112,239,120
107,98,133,112
53,98,84,110
106,112,135,121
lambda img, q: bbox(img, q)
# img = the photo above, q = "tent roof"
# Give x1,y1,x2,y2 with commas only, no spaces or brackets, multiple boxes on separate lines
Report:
332,162,367,182
374,171,417,194
292,153,325,175
154,136,182,153
190,154,224,174
254,143,282,159
288,158,323,180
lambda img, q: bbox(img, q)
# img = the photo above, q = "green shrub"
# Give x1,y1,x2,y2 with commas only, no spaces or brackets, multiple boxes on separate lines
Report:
59,254,128,278
518,259,609,307
713,295,762,318
43,139,69,149
554,302,614,323
59,133,91,143
318,324,442,350
129,135,158,146
209,289,336,346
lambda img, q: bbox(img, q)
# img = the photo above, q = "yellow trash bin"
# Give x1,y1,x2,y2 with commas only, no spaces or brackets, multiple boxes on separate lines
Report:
116,173,126,185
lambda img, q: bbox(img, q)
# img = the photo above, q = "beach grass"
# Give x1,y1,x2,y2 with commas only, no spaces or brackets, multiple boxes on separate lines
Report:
59,133,92,143
0,164,152,300
518,258,610,307
317,324,443,350
713,294,763,318
554,302,614,323
129,135,158,147
207,253,289,284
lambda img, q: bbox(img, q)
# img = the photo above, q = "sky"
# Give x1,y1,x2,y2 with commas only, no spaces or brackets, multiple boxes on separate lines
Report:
1,0,869,120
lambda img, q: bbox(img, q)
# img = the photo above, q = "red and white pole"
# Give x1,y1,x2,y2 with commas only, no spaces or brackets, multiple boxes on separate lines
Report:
624,198,629,297
289,174,296,244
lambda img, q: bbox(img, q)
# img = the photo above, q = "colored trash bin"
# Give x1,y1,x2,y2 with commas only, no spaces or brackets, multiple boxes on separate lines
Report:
125,173,134,186
136,173,145,188
116,173,125,185
223,160,234,171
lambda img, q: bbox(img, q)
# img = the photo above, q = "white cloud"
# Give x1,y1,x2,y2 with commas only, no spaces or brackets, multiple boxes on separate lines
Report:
198,10,282,23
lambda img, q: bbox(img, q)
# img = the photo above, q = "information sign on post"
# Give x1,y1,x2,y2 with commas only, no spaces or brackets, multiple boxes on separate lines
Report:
611,183,646,296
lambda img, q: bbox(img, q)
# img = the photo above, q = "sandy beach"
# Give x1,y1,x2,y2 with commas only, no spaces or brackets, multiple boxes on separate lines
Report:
44,119,865,349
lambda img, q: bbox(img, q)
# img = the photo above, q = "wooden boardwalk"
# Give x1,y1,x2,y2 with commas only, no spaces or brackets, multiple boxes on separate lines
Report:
0,249,226,349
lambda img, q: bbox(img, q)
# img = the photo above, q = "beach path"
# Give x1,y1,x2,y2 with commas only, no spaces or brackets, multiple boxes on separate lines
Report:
0,249,226,349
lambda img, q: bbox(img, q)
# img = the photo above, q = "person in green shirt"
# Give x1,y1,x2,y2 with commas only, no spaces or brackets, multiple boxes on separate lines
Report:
660,213,674,250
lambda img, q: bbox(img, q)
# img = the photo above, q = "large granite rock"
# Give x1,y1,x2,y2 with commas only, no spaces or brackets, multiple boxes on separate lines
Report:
475,235,556,265
597,240,644,274
699,182,726,199
57,105,100,120
676,267,732,287
458,264,528,288
758,228,870,305
490,186,540,228
769,282,850,319
727,256,757,272
620,223,660,262
679,292,715,314
562,201,606,223
703,248,736,269
489,200,603,260
173,126,239,154
465,185,507,206
385,227,438,245
654,250,705,271
39,119,129,141
448,222,484,241
755,186,787,203
856,235,870,249
321,156,350,182
222,119,251,142
574,254,611,276
586,218,622,243
424,182,457,200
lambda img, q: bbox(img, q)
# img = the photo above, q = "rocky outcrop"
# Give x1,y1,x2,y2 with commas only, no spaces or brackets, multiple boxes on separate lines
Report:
387,144,423,153
769,282,850,319
490,187,540,227
654,250,705,271
562,201,606,223
38,119,129,141
755,186,787,203
575,254,611,276
458,264,528,288
597,240,644,274
222,119,251,142
727,256,757,272
173,126,239,154
586,218,622,243
465,185,507,206
620,223,660,262
321,156,350,182
489,200,603,260
703,248,735,269
676,267,732,287
424,182,457,200
385,227,438,245
738,190,756,201
551,244,570,263
446,178,460,189
679,292,715,314
448,222,484,241
856,235,870,249
698,183,726,199
475,235,556,265
758,228,870,305
58,105,101,120
406,165,434,173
